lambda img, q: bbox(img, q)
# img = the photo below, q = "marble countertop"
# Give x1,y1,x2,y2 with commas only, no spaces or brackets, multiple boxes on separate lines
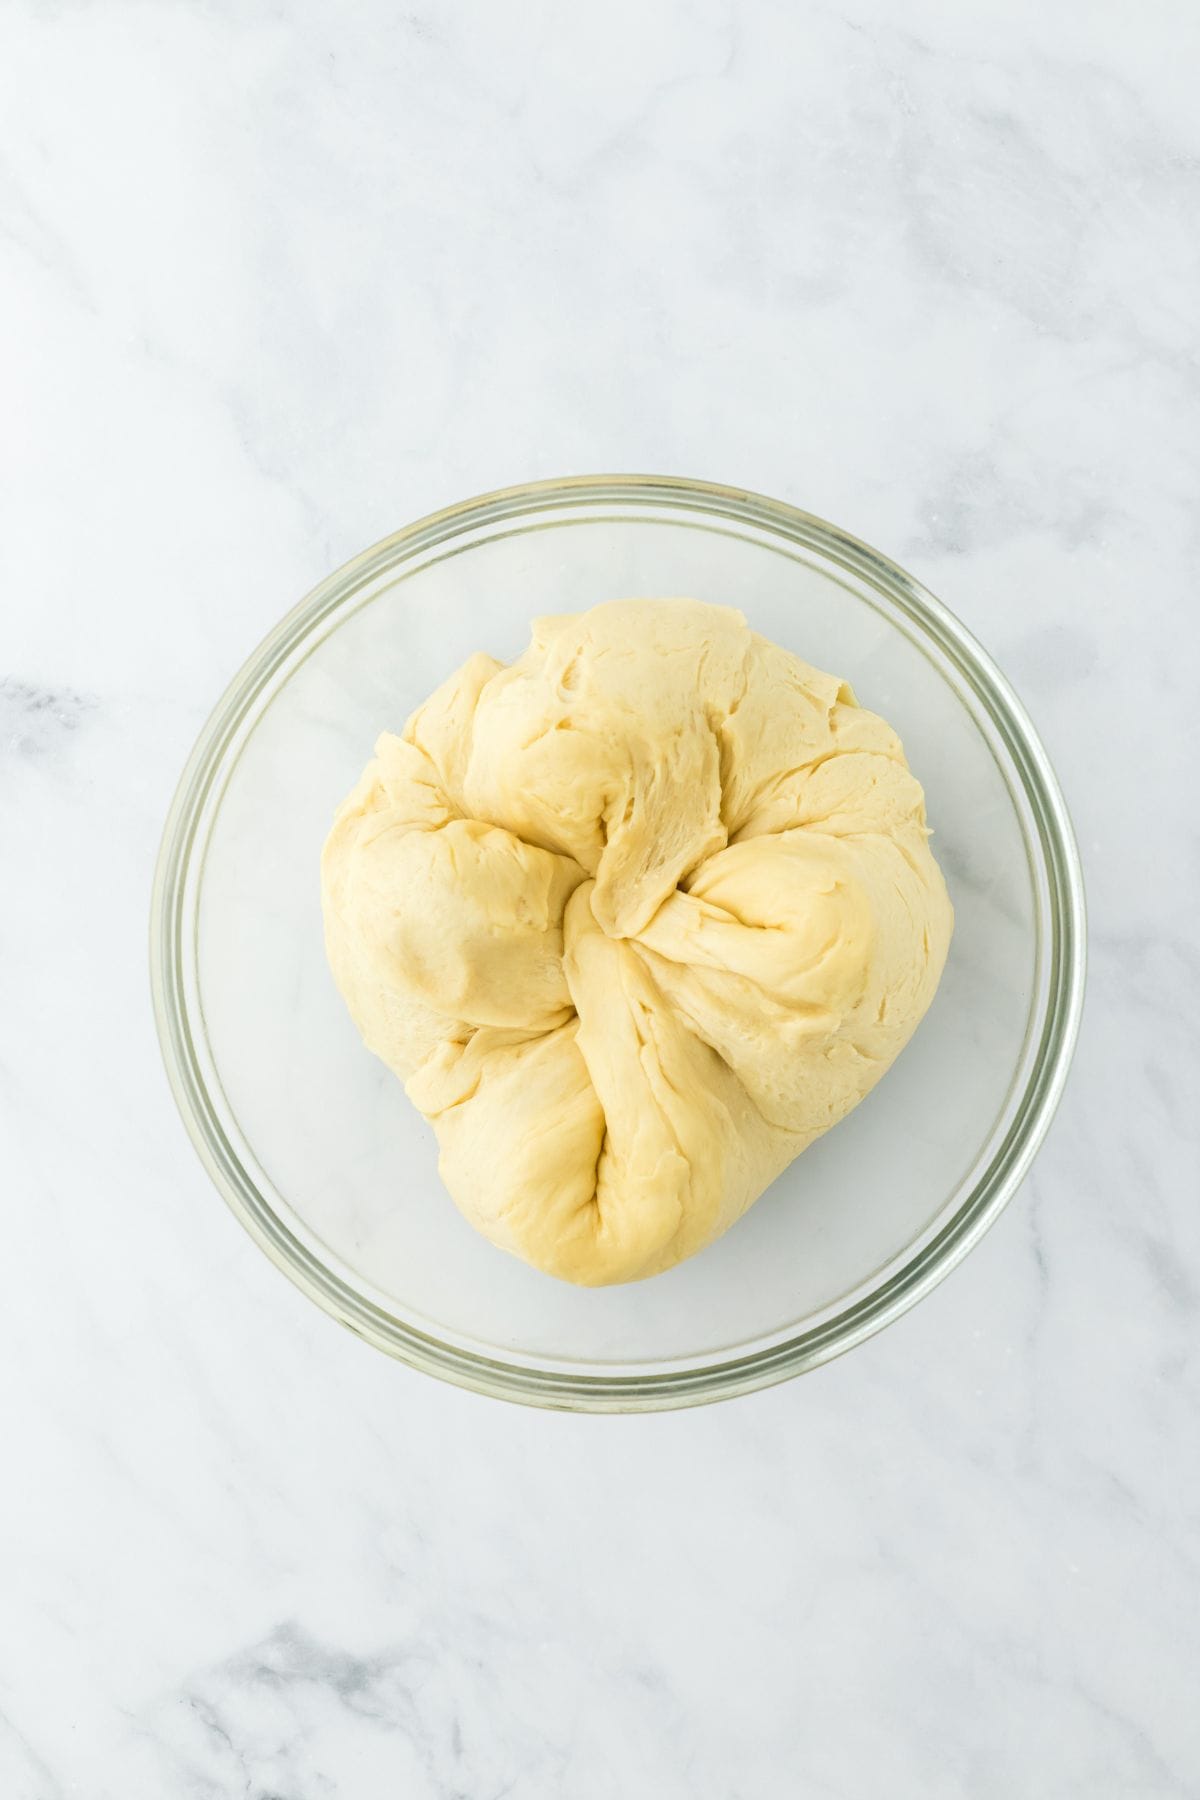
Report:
3,3,1197,1794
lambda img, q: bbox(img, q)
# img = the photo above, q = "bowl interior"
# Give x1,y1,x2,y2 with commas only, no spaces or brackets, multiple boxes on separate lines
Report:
185,494,1043,1381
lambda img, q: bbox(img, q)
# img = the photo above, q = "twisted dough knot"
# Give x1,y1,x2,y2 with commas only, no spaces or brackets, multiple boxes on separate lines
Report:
322,600,953,1285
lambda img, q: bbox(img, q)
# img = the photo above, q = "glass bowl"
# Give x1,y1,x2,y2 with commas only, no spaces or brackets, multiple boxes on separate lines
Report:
151,476,1085,1411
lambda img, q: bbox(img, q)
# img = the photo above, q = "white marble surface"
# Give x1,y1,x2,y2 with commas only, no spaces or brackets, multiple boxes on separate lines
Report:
2,1,1198,1793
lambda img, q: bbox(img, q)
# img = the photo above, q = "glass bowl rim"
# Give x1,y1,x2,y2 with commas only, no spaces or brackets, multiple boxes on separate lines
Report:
150,473,1086,1412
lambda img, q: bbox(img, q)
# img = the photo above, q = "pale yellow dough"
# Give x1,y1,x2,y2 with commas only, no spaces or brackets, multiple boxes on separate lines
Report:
322,599,953,1285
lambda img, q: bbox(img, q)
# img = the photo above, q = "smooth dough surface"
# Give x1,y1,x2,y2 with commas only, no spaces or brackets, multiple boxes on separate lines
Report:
321,599,954,1285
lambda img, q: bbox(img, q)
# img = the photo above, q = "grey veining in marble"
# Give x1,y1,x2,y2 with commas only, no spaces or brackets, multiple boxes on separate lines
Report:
2,1,1198,1795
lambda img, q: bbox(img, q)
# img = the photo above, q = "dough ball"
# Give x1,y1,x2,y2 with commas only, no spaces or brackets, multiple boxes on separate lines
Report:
322,599,953,1285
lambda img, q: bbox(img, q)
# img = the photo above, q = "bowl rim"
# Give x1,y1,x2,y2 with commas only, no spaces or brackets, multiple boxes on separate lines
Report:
150,473,1087,1411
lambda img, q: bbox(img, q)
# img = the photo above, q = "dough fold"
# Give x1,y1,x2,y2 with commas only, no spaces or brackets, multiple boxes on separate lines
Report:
322,599,953,1284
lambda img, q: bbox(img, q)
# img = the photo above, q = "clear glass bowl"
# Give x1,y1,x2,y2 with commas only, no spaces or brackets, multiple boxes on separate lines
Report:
151,477,1085,1411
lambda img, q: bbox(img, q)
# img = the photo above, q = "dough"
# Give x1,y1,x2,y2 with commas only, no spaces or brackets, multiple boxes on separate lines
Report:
322,599,953,1285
